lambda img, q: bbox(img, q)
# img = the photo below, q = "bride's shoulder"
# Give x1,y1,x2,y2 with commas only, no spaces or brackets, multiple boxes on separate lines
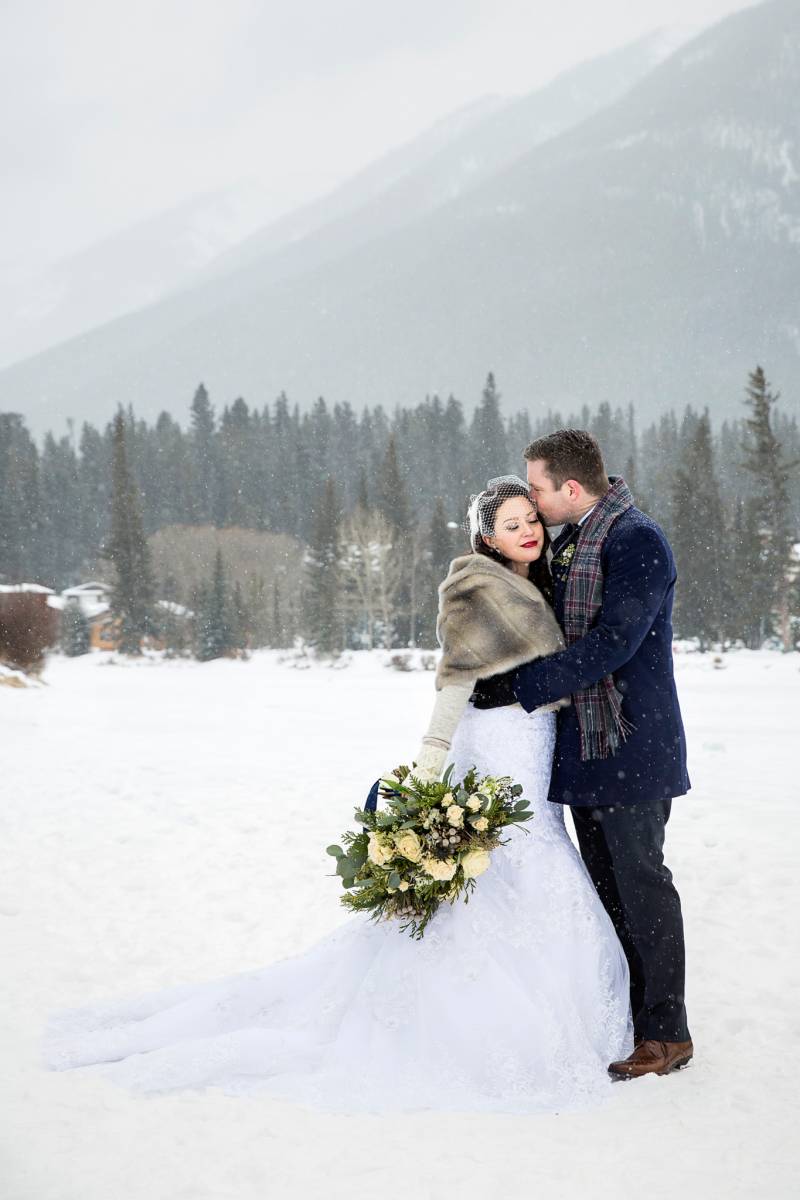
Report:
437,552,564,666
440,553,505,589
439,554,546,602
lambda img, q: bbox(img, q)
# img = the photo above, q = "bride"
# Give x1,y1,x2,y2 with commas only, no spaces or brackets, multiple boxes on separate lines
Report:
44,476,632,1113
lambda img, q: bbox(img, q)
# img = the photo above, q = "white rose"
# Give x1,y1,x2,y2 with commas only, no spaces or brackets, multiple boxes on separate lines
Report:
466,795,482,812
393,830,423,863
367,833,394,867
398,880,410,892
470,816,489,833
461,849,491,879
446,804,464,828
421,855,457,882
440,791,455,807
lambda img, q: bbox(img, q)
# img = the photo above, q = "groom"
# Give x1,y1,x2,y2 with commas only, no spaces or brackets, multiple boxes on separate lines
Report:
511,429,692,1079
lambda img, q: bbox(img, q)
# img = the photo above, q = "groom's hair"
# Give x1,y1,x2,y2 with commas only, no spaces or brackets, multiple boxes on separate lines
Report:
523,429,609,496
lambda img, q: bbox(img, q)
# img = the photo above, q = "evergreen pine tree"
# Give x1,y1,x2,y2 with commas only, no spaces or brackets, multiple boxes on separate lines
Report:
640,411,679,528
670,412,727,648
302,477,344,655
740,366,799,648
292,404,312,538
507,410,532,465
151,411,190,528
356,467,369,511
442,394,471,515
469,372,508,483
267,392,297,534
196,549,233,661
230,578,250,656
417,497,457,646
727,499,765,648
101,411,156,654
61,602,91,656
219,398,257,527
189,383,217,524
0,413,42,583
77,421,111,569
430,497,456,582
376,435,414,644
271,579,284,648
376,435,411,532
40,433,83,586
310,396,332,463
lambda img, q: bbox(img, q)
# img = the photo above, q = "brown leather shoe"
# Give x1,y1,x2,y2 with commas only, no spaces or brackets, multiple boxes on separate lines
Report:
609,1039,693,1080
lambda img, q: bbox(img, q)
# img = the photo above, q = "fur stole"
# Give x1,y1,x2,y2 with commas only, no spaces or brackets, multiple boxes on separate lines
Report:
435,554,566,691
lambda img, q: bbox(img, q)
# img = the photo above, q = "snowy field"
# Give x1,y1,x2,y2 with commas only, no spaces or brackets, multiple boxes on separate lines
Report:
1,648,798,1200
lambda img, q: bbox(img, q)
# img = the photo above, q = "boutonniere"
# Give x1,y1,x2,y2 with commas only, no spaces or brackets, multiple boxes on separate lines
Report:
554,542,576,567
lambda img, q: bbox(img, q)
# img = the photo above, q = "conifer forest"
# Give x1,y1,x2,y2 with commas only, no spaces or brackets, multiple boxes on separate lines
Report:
1,368,798,658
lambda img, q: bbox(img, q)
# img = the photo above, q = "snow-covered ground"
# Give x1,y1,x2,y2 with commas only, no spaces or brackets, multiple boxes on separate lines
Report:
1,649,797,1200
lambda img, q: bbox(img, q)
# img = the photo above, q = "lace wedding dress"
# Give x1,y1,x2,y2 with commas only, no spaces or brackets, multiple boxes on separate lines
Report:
44,704,632,1113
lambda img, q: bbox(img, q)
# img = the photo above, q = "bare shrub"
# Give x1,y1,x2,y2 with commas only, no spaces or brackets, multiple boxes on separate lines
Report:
96,525,305,650
341,510,403,650
0,593,59,672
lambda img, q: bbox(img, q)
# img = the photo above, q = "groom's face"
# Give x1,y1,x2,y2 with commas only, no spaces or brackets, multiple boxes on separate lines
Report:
526,459,573,526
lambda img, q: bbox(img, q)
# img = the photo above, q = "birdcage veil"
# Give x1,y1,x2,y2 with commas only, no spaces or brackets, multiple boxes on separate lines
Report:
466,475,535,552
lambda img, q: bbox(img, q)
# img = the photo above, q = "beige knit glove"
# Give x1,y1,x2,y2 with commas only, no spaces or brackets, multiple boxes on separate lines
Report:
402,681,476,785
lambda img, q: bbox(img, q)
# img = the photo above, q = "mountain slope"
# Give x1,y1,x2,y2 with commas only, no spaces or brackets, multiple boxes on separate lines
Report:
0,185,277,371
203,28,683,284
0,96,511,375
3,8,795,433
0,29,683,433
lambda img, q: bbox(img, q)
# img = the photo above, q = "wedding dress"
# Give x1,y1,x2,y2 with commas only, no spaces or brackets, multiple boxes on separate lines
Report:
44,704,632,1113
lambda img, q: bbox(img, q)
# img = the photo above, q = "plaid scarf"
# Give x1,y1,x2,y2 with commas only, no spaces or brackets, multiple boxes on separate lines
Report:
562,476,635,760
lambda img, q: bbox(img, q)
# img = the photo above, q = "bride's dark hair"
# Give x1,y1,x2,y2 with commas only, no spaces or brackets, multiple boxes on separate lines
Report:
467,477,553,604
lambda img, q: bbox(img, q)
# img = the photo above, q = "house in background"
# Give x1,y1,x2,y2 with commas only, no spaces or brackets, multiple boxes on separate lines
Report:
60,582,110,610
49,581,117,650
50,583,194,652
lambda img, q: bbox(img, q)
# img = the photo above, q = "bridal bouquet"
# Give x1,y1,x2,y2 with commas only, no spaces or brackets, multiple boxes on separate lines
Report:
326,765,532,939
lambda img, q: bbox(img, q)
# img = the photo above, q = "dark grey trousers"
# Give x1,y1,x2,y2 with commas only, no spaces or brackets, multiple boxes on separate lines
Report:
571,799,690,1044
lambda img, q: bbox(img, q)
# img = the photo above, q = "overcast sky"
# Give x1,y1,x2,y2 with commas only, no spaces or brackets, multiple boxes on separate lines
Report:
1,0,755,276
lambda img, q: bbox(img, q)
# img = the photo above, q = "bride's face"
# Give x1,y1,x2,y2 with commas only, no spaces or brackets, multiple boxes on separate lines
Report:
483,496,544,565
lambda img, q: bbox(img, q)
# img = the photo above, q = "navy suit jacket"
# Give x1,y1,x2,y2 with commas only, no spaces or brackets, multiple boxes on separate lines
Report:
512,507,690,808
